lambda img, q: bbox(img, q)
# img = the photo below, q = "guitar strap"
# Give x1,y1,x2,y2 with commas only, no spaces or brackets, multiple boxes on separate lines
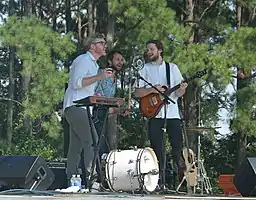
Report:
165,61,170,87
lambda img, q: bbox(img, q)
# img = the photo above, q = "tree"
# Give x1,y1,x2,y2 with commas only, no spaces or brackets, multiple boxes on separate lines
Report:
0,16,76,150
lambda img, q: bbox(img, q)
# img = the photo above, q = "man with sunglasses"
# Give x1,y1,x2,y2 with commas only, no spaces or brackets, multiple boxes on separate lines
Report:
63,33,112,189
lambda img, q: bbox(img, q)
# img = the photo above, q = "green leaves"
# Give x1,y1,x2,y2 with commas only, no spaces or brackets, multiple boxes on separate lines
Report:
0,16,76,135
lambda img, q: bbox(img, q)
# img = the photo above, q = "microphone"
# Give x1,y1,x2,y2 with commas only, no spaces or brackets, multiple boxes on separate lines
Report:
167,33,175,41
166,32,184,45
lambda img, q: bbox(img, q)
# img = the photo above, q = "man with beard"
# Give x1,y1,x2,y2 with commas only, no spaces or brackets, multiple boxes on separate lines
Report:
135,40,188,190
93,50,127,158
63,33,113,189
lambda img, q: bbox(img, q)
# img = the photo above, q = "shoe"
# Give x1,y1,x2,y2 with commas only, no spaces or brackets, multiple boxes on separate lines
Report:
90,181,101,192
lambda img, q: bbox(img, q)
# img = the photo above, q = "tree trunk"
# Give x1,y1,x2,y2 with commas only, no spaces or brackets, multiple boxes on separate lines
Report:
183,82,200,154
235,0,248,169
76,0,83,49
87,0,94,36
21,0,33,136
184,0,194,42
6,48,15,149
106,14,115,48
6,0,16,149
182,0,199,154
52,1,57,31
65,0,72,33
236,1,242,28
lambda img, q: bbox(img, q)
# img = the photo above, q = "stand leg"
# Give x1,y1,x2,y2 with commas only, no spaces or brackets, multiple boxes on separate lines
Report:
193,134,212,195
175,160,196,193
87,106,109,190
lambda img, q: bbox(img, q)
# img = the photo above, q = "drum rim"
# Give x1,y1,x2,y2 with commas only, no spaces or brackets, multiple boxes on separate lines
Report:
105,150,115,192
136,147,159,192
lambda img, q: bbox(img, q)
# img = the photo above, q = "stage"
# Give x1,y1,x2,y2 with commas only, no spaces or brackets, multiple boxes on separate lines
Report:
0,190,254,200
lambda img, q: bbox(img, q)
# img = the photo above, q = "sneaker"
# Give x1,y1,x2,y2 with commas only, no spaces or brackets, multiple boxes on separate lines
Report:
90,181,101,192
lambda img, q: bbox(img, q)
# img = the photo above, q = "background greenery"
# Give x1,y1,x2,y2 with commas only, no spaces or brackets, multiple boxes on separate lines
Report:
0,0,255,193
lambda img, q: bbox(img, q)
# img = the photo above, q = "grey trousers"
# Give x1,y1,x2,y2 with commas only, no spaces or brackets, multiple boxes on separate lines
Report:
106,113,118,150
64,106,98,181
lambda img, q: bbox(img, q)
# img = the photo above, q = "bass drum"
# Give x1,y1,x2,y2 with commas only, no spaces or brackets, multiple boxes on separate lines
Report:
105,147,159,193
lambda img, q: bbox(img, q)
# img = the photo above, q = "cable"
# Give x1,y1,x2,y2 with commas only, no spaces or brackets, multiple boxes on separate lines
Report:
0,188,59,196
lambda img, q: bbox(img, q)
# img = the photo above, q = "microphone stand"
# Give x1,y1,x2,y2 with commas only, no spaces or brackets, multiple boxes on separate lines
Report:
138,75,175,192
138,75,175,104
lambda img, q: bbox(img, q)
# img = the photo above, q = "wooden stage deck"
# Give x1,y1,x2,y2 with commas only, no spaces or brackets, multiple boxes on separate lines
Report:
0,190,255,200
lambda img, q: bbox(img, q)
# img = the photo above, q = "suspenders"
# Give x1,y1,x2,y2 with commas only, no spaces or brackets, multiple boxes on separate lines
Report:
165,61,170,87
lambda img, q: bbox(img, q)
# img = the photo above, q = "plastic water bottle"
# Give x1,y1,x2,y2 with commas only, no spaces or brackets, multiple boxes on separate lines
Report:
75,174,82,188
70,174,76,186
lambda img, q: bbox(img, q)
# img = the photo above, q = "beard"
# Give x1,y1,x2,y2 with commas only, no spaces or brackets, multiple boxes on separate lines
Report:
108,64,122,72
147,54,159,62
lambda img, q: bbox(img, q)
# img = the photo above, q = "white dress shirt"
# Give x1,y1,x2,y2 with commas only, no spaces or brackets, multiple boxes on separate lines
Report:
63,51,99,110
138,61,183,119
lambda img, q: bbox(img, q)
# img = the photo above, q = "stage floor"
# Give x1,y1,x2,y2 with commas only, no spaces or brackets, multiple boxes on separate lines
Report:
0,191,254,200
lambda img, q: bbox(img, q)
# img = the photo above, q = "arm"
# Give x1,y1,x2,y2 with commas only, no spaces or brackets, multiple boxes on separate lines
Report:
70,55,112,89
81,73,104,88
134,66,165,97
135,87,155,98
176,82,188,97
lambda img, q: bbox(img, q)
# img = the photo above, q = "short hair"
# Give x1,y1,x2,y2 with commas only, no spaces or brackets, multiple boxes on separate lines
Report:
146,40,164,57
107,50,123,63
83,33,106,49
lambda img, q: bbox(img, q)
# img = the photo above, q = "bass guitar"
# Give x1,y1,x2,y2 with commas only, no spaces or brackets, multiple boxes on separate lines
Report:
139,68,207,118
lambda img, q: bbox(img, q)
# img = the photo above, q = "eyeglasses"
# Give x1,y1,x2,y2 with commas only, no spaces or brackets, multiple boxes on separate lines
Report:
93,41,107,47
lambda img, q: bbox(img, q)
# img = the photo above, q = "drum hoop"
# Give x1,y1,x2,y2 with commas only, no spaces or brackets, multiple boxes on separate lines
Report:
105,150,115,191
136,147,159,192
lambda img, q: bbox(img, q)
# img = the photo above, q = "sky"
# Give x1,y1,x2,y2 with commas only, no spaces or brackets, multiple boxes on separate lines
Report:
216,83,235,135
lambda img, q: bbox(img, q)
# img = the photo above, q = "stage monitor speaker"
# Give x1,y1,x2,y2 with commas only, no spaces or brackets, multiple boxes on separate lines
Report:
0,156,55,190
234,157,256,197
47,161,67,190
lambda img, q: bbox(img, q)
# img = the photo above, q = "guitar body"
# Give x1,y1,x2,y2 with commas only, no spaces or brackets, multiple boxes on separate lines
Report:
139,93,165,118
182,147,197,186
139,68,208,118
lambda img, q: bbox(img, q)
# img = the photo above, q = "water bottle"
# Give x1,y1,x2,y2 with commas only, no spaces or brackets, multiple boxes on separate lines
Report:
75,174,82,188
70,174,76,186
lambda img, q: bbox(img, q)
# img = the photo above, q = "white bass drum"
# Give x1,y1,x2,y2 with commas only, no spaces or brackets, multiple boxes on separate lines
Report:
105,147,159,193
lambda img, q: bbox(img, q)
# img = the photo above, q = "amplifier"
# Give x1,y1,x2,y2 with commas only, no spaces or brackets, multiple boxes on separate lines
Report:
47,160,67,190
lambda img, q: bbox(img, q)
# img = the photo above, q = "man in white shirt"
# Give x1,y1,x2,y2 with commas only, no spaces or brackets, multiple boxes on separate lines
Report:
135,40,188,190
63,33,113,189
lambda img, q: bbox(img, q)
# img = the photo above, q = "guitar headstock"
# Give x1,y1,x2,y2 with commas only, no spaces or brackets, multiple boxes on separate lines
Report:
185,68,208,82
195,68,208,78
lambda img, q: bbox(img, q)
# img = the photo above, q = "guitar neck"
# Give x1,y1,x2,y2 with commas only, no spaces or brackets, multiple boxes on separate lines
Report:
164,69,207,96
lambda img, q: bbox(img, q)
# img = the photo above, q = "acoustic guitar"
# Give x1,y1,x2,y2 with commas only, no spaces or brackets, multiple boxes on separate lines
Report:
139,68,208,118
182,147,197,186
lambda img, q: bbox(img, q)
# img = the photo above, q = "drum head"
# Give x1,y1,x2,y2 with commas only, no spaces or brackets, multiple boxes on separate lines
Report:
137,147,159,192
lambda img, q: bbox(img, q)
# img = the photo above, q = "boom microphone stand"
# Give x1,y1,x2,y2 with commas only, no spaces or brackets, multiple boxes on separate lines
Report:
138,75,175,192
138,75,175,104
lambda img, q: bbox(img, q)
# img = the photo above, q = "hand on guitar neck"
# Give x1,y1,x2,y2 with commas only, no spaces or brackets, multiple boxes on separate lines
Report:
154,84,167,93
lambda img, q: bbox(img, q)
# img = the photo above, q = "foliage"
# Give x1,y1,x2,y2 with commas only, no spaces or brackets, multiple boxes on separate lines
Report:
0,16,76,138
109,0,189,51
0,0,255,193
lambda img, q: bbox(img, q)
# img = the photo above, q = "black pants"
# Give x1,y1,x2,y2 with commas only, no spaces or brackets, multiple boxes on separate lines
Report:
93,106,118,158
148,118,183,186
